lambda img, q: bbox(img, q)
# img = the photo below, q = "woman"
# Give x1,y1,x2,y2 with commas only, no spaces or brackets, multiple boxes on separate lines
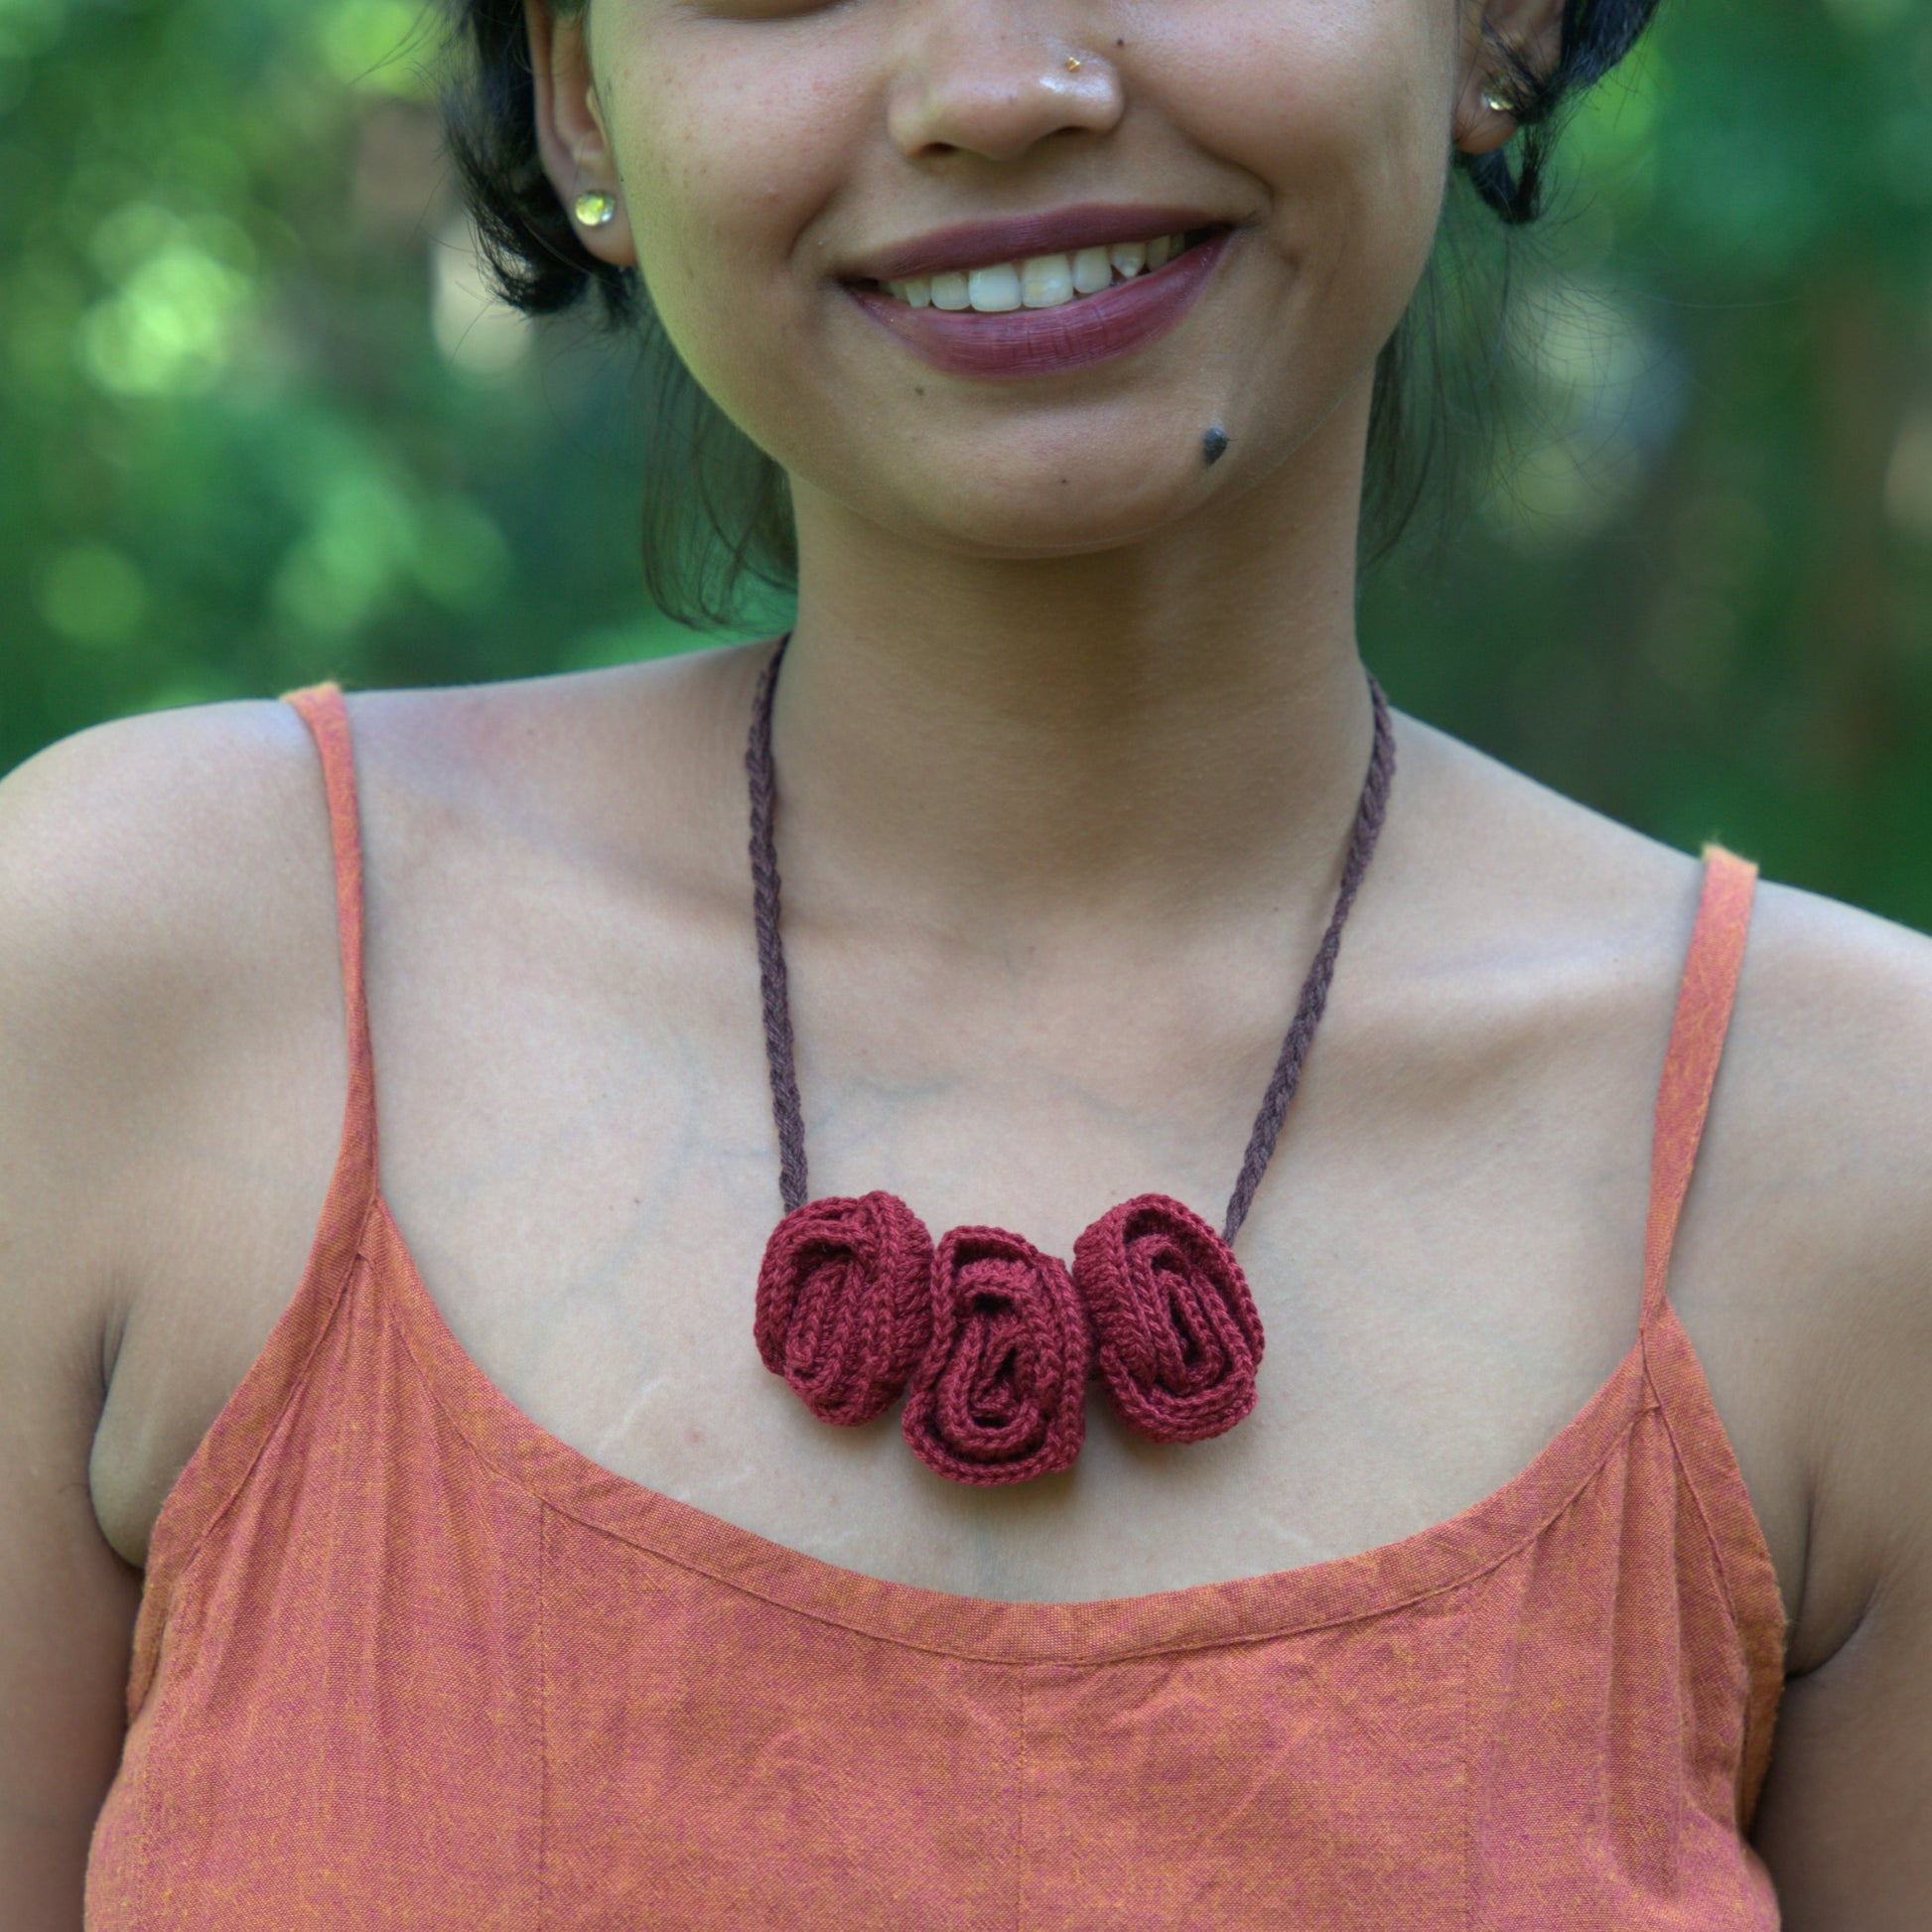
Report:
3,0,1927,1922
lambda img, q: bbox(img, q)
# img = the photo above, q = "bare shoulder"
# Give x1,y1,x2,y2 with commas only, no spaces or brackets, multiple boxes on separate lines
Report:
1703,882,1932,1912
0,650,756,1220
1711,877,1932,1653
1724,865,1932,1187
0,643,757,1355
12,652,760,1570
1404,710,1932,1663
0,695,348,1904
331,642,765,893
0,691,338,917
1401,707,1932,1150
0,699,357,1552
0,697,344,1299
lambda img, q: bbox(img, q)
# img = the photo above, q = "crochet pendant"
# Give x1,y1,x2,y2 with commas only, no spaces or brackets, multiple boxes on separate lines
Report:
745,633,1394,1485
756,1190,1266,1485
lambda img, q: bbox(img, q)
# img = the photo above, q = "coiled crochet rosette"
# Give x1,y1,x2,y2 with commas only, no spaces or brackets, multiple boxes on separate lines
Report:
1072,1193,1266,1444
754,1192,935,1427
900,1225,1092,1486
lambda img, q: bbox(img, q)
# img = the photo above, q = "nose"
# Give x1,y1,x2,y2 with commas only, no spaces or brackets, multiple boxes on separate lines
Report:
886,6,1125,164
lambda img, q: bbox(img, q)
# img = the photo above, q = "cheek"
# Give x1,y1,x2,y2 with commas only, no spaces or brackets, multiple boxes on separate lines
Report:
1192,0,1453,312
598,24,858,435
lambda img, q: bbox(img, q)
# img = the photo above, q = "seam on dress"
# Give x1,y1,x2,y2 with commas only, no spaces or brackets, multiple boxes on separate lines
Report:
141,1195,384,1673
1641,1346,1748,1638
461,1415,1650,1663
380,1272,1660,1664
123,1193,378,1887
1014,1670,1029,1932
538,1502,550,1932
1641,1347,1785,1810
1461,1598,1474,1932
137,1688,158,1928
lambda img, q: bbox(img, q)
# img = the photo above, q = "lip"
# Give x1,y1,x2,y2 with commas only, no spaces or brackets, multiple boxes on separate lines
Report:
845,227,1236,381
845,204,1232,285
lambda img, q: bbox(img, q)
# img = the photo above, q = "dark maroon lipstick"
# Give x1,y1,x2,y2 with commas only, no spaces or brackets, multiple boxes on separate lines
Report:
846,228,1236,381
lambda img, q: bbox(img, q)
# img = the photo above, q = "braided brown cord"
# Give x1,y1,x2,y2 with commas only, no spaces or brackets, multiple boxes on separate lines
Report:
1222,675,1395,1241
746,636,1396,1239
747,633,810,1212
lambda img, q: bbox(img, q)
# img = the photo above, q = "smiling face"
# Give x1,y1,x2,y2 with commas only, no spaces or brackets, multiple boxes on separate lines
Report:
535,0,1521,563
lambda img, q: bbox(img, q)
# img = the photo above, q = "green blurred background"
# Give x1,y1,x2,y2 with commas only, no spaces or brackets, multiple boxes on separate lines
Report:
2,0,1928,924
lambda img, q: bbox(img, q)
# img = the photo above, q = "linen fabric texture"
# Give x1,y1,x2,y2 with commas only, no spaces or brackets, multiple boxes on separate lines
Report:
84,683,1786,1928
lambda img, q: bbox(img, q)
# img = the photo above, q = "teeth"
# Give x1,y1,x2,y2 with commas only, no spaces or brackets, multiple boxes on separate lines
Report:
1071,246,1113,295
879,233,1196,311
1021,254,1075,308
967,263,1023,313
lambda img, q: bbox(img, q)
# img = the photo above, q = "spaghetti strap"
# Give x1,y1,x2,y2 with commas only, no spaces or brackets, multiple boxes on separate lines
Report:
1641,845,1756,1326
282,682,377,1179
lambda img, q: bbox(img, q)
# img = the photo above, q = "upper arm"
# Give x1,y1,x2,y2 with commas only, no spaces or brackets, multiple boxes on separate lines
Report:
0,701,337,1923
0,1215,140,1925
1750,1273,1932,1924
0,725,160,1923
1740,888,1932,1924
1755,1557,1932,1925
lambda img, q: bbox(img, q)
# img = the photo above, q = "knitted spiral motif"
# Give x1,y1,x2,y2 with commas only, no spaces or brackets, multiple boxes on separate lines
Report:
900,1225,1092,1486
757,1190,1263,1475
1072,1193,1265,1444
754,1192,935,1427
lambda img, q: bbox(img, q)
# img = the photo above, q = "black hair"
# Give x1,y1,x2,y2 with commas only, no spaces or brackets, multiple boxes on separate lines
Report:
442,0,1664,627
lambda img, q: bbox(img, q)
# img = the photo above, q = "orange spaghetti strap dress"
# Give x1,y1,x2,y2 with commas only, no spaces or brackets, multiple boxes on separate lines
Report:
85,684,1787,1929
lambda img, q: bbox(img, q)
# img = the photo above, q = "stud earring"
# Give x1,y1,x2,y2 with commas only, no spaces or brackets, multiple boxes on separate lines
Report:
1481,77,1523,116
1065,55,1082,71
574,190,618,228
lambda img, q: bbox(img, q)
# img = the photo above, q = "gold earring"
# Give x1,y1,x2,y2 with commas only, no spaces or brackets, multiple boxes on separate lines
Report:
1065,56,1082,71
1481,78,1522,116
574,190,618,228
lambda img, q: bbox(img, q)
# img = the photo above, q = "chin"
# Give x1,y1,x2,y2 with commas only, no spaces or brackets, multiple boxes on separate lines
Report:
874,454,1222,560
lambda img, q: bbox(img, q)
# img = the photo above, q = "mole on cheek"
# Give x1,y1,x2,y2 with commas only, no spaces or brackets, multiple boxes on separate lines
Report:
1202,427,1230,468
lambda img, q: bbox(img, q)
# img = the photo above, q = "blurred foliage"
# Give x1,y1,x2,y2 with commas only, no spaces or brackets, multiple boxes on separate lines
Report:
1,0,1928,924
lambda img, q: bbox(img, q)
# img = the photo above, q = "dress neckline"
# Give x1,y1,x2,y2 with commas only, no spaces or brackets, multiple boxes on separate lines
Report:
366,1184,1676,1664
122,688,1786,1746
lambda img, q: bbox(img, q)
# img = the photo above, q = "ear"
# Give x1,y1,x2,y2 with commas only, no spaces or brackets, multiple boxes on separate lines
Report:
525,0,637,269
1452,0,1567,158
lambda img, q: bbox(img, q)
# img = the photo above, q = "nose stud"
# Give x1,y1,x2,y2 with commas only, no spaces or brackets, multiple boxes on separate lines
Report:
1065,56,1082,71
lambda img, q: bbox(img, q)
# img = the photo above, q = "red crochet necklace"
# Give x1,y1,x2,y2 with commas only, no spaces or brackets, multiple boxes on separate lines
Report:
747,634,1395,1486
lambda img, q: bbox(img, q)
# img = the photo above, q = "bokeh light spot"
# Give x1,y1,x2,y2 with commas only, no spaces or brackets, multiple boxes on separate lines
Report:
37,542,148,644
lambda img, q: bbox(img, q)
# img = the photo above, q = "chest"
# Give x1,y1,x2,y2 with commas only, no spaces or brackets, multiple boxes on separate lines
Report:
89,860,1801,1608
89,995,1789,1926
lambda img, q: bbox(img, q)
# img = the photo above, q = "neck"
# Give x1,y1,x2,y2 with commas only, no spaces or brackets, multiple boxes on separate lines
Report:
770,394,1379,933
